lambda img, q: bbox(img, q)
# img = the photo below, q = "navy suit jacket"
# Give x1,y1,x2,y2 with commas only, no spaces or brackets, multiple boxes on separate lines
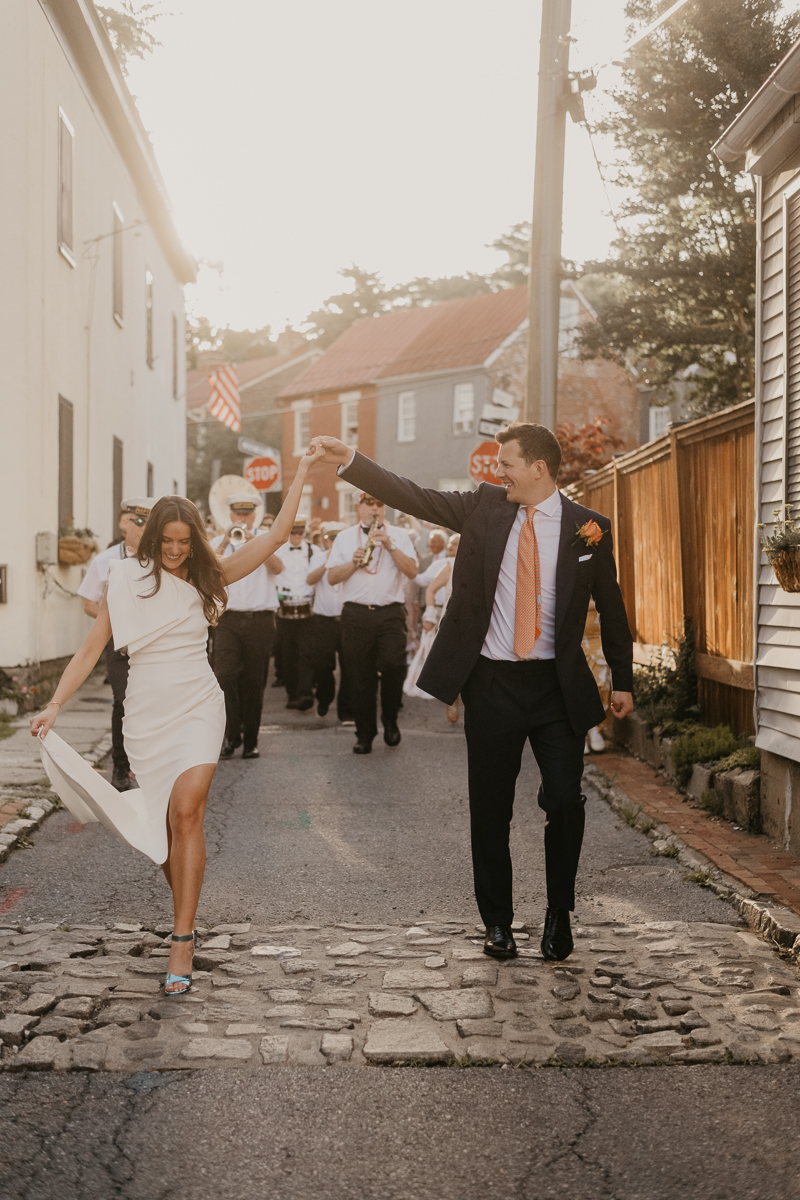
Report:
340,452,634,736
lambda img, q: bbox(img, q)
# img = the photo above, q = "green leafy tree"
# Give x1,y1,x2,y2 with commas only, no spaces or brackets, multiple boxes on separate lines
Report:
577,0,799,414
96,1,164,74
186,318,275,369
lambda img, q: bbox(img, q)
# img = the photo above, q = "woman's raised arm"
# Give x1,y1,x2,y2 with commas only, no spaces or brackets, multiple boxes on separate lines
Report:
221,444,325,586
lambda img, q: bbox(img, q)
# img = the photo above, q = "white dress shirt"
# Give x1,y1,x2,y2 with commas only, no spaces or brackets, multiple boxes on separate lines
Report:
325,522,417,606
78,542,131,603
211,531,278,612
308,547,344,617
273,541,315,603
481,488,563,661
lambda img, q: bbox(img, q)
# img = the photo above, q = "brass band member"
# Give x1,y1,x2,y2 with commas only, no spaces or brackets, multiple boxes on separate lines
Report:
78,497,152,790
273,520,316,710
326,493,418,754
211,493,283,759
304,522,353,721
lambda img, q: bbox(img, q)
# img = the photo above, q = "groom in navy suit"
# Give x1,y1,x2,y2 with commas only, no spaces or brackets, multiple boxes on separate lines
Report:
312,423,634,961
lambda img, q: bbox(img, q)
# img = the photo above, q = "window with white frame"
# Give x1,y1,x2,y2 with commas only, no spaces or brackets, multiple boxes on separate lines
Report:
452,382,474,435
397,391,416,442
558,296,581,356
58,109,75,266
112,204,124,326
648,405,671,442
297,484,312,522
292,400,312,456
339,391,360,447
336,482,359,523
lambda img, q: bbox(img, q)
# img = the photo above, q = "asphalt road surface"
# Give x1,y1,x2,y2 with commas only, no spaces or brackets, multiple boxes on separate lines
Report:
0,682,796,1200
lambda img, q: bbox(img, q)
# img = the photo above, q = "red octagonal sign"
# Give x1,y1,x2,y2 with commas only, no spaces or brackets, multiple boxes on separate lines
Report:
469,441,499,486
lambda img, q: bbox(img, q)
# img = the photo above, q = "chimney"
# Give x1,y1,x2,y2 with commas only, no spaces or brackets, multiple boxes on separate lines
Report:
276,326,306,356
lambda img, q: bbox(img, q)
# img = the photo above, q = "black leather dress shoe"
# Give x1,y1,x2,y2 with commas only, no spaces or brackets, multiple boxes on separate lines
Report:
242,746,260,759
296,696,314,712
383,722,401,747
111,765,135,791
353,738,373,755
317,700,330,717
219,738,238,759
540,907,574,961
483,925,517,958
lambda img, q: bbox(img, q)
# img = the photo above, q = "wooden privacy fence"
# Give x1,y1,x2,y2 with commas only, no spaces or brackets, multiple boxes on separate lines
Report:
566,400,756,734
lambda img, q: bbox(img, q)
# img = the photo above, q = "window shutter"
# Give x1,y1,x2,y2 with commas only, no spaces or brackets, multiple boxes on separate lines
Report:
112,437,123,542
58,111,74,261
58,397,74,532
786,190,800,503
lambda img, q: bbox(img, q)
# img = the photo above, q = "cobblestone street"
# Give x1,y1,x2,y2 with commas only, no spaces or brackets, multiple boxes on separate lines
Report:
0,686,798,1198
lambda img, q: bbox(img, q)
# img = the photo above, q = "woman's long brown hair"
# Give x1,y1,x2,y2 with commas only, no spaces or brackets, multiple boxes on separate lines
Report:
137,496,227,624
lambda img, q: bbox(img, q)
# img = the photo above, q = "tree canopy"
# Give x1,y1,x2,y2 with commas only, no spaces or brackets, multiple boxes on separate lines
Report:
96,1,164,74
576,0,799,414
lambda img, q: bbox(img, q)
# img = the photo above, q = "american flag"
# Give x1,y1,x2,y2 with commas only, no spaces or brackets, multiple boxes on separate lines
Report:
207,364,241,432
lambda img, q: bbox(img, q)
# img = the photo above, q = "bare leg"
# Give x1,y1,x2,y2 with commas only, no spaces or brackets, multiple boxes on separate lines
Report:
164,763,216,992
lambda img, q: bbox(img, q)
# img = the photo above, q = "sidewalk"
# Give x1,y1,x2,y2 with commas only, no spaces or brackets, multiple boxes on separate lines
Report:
587,747,800,919
0,675,112,860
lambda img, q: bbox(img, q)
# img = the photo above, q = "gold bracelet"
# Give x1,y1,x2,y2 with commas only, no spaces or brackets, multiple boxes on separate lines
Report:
47,701,62,709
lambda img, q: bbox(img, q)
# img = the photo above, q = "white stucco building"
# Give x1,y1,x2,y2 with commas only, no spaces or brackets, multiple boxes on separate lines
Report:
0,0,195,689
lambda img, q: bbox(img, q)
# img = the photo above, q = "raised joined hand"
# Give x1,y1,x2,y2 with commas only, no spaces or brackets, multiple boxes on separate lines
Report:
308,436,351,466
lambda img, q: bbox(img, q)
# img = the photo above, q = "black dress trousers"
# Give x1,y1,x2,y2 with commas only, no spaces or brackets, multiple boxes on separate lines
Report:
104,642,130,770
213,609,275,748
278,616,315,703
301,614,353,719
340,601,407,742
461,655,586,926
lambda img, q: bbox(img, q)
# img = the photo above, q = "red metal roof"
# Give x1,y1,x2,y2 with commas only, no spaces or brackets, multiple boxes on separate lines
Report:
281,287,528,397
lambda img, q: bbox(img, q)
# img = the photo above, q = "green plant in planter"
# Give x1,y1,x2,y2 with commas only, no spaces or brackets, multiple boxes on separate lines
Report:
671,725,740,788
715,746,761,773
699,787,724,816
758,505,800,559
632,620,699,730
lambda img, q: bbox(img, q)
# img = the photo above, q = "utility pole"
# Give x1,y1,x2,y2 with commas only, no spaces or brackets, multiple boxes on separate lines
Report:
526,0,572,428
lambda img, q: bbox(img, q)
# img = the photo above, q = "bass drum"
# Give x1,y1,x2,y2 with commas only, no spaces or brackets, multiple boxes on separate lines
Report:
208,475,264,534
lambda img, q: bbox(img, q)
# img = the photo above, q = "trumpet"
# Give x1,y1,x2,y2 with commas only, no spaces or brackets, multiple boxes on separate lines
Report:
229,524,249,547
359,515,382,568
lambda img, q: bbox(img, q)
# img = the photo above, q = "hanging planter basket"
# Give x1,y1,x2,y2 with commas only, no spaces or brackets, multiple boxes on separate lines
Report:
769,546,800,593
58,536,97,566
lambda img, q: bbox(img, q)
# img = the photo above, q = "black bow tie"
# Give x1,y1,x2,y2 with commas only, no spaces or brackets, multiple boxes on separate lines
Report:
362,526,377,535
289,546,302,550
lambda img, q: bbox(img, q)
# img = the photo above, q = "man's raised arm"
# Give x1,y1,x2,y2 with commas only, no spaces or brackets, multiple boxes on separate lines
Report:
310,436,480,532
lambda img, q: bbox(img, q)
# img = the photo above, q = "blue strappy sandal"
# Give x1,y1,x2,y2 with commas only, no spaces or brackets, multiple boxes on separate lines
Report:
164,930,196,996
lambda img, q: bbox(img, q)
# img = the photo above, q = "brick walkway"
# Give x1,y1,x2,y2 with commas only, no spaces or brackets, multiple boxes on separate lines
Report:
591,750,800,917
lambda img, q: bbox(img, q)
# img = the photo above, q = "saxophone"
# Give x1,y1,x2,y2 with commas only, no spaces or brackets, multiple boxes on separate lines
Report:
359,515,382,568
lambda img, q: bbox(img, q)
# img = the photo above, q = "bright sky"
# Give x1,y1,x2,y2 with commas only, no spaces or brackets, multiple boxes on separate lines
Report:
123,0,630,333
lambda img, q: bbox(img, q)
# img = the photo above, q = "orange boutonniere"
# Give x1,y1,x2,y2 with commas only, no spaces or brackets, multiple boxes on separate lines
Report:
575,519,604,549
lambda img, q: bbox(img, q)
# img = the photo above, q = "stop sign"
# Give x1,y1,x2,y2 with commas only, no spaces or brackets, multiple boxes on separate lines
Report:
244,454,281,492
468,441,499,486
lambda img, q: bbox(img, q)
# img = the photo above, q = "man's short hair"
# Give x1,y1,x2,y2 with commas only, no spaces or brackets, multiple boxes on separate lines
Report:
496,422,562,479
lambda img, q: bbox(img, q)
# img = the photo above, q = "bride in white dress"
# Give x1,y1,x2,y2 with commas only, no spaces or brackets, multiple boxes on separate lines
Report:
30,444,324,995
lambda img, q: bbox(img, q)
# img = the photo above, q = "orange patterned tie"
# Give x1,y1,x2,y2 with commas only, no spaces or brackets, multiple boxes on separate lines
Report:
514,507,541,659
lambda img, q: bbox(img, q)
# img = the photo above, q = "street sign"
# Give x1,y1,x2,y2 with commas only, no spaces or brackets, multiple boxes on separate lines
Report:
244,452,282,493
238,436,272,458
469,441,499,486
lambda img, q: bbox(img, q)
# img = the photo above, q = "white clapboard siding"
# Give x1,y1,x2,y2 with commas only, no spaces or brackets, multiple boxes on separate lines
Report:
756,166,800,761
758,686,800,717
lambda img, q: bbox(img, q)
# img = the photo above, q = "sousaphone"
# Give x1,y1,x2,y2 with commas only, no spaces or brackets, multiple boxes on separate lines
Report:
208,475,264,534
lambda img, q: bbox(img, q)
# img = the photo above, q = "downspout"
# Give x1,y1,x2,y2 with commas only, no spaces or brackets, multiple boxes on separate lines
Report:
753,172,764,738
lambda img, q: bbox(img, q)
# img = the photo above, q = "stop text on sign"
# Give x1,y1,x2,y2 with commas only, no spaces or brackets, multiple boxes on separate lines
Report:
244,454,282,492
469,440,500,486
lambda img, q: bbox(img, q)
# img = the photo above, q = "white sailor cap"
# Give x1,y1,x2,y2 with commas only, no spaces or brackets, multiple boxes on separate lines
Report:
321,521,346,536
121,497,153,518
228,492,258,512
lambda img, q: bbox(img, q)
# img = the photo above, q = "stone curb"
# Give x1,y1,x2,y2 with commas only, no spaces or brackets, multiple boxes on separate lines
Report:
0,732,112,865
585,763,800,967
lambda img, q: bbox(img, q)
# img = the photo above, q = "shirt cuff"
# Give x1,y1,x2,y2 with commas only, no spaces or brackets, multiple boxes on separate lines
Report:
336,450,357,476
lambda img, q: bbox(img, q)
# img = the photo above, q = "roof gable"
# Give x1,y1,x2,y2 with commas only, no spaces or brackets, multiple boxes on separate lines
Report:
281,287,529,397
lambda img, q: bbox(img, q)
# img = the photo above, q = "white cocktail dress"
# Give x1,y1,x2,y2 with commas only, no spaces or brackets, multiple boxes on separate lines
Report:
39,557,226,865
